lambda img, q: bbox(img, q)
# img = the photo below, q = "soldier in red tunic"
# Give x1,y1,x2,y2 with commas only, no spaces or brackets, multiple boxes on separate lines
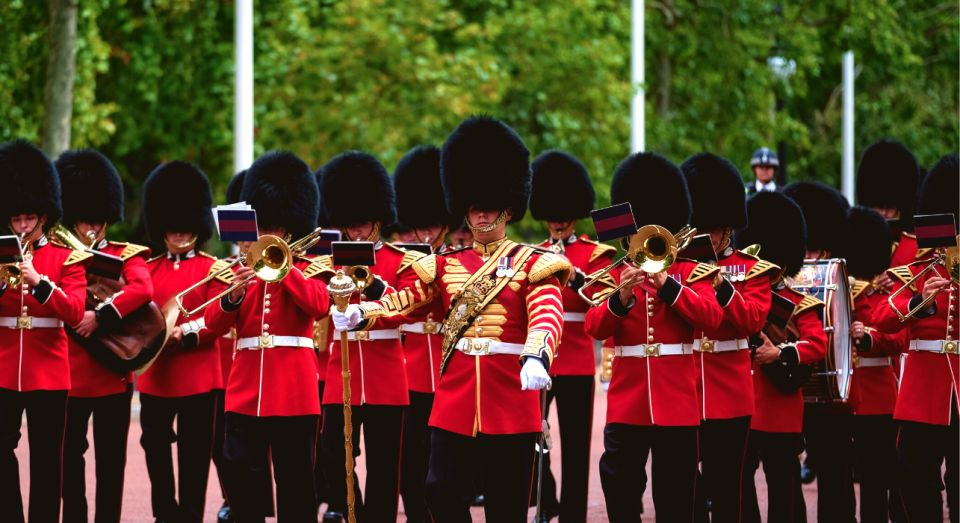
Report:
0,140,88,523
335,117,570,522
681,153,777,522
529,150,614,523
55,149,153,523
585,152,724,522
844,207,907,522
205,151,329,522
317,151,415,522
873,154,959,523
139,162,228,523
391,144,455,523
736,191,828,523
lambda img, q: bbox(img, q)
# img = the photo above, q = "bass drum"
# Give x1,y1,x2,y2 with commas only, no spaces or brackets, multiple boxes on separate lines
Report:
788,258,853,403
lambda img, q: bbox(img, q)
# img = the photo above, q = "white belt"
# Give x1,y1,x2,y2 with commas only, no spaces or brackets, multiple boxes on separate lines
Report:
909,339,959,354
0,316,63,329
401,322,443,335
563,312,586,322
615,343,692,358
455,338,524,356
693,338,748,353
237,335,314,350
856,356,893,368
333,329,401,342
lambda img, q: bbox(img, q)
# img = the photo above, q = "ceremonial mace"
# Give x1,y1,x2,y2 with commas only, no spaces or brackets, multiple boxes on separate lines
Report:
328,269,361,523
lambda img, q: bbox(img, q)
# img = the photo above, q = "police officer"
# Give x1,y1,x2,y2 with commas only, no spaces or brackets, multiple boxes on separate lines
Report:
747,147,780,194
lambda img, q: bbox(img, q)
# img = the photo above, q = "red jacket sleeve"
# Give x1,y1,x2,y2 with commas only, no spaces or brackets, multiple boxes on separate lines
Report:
666,272,724,332
720,273,771,335
99,254,154,321
584,265,624,341
873,268,913,333
282,265,330,318
37,259,87,326
793,305,828,364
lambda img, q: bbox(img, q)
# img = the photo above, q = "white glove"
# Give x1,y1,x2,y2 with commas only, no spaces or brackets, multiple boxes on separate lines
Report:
332,304,362,331
520,358,551,391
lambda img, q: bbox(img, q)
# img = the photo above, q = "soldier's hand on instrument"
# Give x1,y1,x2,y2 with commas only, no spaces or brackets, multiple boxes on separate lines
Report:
170,325,184,342
19,259,40,286
333,304,362,331
74,310,99,337
851,321,865,340
754,332,781,364
618,265,644,303
520,358,551,391
873,273,894,293
922,276,951,302
645,271,668,289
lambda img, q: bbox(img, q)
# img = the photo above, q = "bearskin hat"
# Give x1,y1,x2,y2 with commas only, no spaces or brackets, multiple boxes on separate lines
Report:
0,140,61,231
393,145,455,229
143,161,214,246
441,116,530,223
320,151,396,228
782,181,850,257
917,153,959,230
225,170,247,205
844,207,891,281
856,139,919,227
529,150,595,222
681,152,748,230
242,151,319,239
56,149,124,227
736,192,807,278
610,152,690,233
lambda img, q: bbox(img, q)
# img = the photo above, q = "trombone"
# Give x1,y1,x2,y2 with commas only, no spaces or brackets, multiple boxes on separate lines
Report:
0,223,91,286
577,225,696,307
887,242,959,322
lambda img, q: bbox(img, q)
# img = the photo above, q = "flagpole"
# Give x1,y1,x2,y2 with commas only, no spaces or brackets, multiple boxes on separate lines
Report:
841,51,855,204
234,0,254,175
630,0,645,153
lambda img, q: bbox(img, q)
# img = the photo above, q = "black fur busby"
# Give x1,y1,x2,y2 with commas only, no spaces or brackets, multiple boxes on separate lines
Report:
56,149,124,227
440,116,530,223
782,181,850,257
856,139,919,227
313,168,328,228
917,153,959,230
320,151,396,228
529,150,595,222
681,152,748,230
610,152,690,233
736,192,807,278
225,170,247,205
143,161,214,246
393,145,455,229
844,207,891,281
0,140,61,230
242,151,319,239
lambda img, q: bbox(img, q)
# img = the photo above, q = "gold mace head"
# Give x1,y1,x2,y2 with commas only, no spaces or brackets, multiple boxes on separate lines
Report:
328,270,357,312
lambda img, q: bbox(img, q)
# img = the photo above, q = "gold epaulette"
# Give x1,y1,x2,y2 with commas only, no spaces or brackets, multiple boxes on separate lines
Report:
398,249,426,274
64,250,93,266
586,240,617,263
197,251,217,260
795,294,825,315
110,241,150,261
916,248,933,260
147,254,164,264
851,280,870,301
208,259,234,285
887,265,917,291
745,259,781,281
303,256,334,279
686,262,720,284
528,252,573,286
412,254,438,284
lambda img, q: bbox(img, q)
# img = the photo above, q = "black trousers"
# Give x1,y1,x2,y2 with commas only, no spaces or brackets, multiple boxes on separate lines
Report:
321,403,404,522
803,405,856,522
425,428,537,523
223,412,318,523
62,389,133,523
698,416,751,523
896,402,960,523
742,430,806,523
851,414,898,522
400,391,434,522
314,381,327,509
537,375,594,523
0,388,67,523
211,389,227,503
139,391,216,523
600,423,699,523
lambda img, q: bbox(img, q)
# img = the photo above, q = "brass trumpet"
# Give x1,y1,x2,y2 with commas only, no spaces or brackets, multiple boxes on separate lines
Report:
577,225,697,307
887,242,959,322
0,223,87,286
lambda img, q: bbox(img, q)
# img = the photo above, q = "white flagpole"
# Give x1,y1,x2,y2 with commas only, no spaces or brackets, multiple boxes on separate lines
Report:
234,0,254,175
842,51,855,204
631,0,645,153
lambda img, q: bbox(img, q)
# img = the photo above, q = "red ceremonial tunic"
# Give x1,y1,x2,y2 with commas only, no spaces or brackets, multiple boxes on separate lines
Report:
694,250,777,420
585,260,724,427
890,232,920,268
874,260,960,426
357,239,570,436
750,285,828,433
315,316,330,385
138,251,226,397
205,258,328,417
400,301,445,393
0,237,87,392
320,243,413,406
68,241,153,398
538,235,615,377
217,332,235,389
848,281,905,416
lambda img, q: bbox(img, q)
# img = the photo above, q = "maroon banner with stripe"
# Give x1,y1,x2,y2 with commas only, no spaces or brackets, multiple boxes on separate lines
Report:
914,214,957,249
590,203,637,242
332,241,376,267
